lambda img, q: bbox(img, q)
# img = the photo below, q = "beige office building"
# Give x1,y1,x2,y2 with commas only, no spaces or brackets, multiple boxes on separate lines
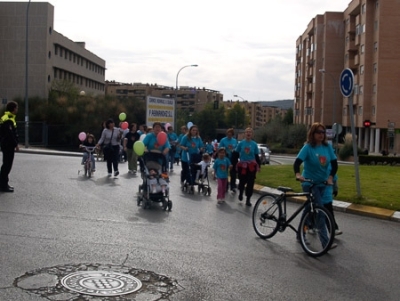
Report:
105,81,223,113
295,0,400,154
0,2,105,101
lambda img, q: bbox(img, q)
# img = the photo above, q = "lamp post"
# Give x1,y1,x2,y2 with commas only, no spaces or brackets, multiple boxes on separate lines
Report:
24,0,31,148
319,69,338,153
175,64,198,130
233,94,245,102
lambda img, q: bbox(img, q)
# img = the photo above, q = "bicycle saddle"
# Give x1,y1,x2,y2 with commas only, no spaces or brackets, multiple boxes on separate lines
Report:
277,186,293,193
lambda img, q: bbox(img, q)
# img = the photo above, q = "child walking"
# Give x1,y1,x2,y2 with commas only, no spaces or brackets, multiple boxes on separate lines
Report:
212,148,232,204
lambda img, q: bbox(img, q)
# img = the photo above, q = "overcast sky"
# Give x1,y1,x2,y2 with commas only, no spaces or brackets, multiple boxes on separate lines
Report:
13,0,350,102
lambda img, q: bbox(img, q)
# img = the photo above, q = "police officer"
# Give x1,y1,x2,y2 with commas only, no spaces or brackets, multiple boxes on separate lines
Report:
0,101,19,192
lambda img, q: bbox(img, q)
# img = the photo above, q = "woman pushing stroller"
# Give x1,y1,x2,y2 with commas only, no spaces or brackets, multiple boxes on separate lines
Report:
179,124,204,193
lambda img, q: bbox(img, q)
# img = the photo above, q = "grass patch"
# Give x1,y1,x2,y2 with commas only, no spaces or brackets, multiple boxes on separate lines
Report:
256,165,400,211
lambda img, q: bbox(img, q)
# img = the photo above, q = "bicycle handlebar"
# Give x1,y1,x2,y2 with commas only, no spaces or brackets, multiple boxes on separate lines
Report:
81,146,96,152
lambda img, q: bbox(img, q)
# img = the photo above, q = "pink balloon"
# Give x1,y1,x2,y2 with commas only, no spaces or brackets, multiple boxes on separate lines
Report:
121,121,129,130
165,123,171,130
78,132,86,142
157,131,167,146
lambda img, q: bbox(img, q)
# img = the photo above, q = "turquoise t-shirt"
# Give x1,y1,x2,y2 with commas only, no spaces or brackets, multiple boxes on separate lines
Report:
167,132,178,144
180,136,204,163
235,140,259,162
213,157,231,179
143,132,171,152
296,143,337,185
219,137,237,158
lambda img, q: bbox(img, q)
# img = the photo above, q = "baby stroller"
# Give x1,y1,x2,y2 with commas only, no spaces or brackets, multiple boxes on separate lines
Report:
181,153,207,194
137,152,172,211
194,161,212,196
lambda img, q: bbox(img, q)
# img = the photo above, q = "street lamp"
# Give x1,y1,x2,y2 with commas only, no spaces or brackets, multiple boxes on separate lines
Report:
175,64,198,130
319,69,338,153
233,94,245,101
24,0,31,148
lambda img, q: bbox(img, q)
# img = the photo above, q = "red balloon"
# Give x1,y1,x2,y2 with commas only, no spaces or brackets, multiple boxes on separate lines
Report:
121,121,129,130
157,131,167,146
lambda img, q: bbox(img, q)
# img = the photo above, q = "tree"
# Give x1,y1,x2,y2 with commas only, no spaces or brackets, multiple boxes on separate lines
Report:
282,108,293,125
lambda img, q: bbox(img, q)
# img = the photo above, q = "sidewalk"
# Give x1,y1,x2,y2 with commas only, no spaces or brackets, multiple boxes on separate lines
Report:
18,147,400,222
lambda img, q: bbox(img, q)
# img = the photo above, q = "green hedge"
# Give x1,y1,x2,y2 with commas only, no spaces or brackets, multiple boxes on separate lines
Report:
359,155,400,165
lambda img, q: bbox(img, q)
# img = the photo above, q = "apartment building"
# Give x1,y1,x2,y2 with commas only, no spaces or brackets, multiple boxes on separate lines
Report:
295,0,400,154
0,2,105,101
105,81,223,113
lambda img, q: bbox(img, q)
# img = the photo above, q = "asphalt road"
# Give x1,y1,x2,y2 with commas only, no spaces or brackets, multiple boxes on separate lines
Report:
0,152,399,300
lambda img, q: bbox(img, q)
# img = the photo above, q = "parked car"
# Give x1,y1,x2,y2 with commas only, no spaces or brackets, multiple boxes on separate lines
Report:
258,145,271,164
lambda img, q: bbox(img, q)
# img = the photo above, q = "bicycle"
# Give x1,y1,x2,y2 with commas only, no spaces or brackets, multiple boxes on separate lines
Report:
79,146,96,178
252,179,335,257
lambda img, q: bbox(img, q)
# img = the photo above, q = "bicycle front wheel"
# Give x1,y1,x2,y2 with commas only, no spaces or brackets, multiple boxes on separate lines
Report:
298,204,335,257
252,194,281,239
87,161,92,178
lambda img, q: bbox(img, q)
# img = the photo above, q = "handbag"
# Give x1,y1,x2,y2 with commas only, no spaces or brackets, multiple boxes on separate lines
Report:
102,130,114,159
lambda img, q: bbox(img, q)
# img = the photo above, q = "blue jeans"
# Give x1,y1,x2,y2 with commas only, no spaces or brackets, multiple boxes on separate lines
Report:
82,152,96,170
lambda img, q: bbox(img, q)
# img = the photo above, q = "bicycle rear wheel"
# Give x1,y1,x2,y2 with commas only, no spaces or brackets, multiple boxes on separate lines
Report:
87,161,92,178
298,204,335,257
252,194,281,239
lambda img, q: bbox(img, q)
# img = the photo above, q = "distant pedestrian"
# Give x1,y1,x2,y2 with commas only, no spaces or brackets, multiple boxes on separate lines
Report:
218,128,238,194
0,101,19,192
213,148,232,204
124,123,140,174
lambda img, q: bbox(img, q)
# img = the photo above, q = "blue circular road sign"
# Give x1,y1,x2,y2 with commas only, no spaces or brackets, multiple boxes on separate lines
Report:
340,68,354,97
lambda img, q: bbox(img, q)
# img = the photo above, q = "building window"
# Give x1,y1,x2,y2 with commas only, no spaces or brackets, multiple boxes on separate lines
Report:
54,45,58,55
356,24,361,35
372,106,376,115
48,75,51,83
48,51,51,59
358,106,363,115
374,20,378,31
374,42,378,52
373,63,377,73
49,26,52,34
343,107,347,116
360,65,364,75
362,4,366,14
60,48,63,57
359,85,364,95
361,44,365,53
54,69,57,79
373,84,377,93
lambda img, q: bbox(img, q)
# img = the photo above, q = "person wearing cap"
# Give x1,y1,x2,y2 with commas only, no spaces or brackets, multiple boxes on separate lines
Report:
96,118,123,177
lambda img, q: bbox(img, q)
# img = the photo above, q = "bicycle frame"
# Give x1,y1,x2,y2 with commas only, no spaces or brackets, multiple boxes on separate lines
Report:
274,191,313,234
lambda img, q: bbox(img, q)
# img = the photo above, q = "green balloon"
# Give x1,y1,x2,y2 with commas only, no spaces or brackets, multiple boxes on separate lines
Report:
119,112,126,121
133,141,145,156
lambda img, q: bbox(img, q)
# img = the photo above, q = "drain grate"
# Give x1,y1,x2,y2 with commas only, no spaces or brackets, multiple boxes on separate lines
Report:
61,270,142,296
14,263,182,300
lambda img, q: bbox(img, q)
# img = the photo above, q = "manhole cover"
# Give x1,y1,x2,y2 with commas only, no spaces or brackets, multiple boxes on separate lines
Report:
61,270,142,296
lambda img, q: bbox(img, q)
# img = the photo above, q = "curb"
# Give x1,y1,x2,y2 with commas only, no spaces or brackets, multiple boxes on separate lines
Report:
253,184,400,222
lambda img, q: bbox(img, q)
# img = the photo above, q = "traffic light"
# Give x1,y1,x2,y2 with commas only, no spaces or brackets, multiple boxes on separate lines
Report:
363,120,371,127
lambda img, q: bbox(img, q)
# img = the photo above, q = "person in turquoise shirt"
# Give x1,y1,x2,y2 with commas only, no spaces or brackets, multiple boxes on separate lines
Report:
143,122,170,171
212,147,232,203
235,127,260,206
167,126,178,172
179,125,204,189
219,128,238,193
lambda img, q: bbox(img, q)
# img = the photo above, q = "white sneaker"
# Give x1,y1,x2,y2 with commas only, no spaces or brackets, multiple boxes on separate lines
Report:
108,173,112,177
335,229,343,236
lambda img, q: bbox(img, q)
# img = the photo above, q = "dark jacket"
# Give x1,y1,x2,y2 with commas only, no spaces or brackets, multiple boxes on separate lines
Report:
0,112,18,149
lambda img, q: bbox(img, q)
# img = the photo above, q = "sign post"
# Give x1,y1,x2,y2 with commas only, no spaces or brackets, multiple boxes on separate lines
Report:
340,68,361,197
